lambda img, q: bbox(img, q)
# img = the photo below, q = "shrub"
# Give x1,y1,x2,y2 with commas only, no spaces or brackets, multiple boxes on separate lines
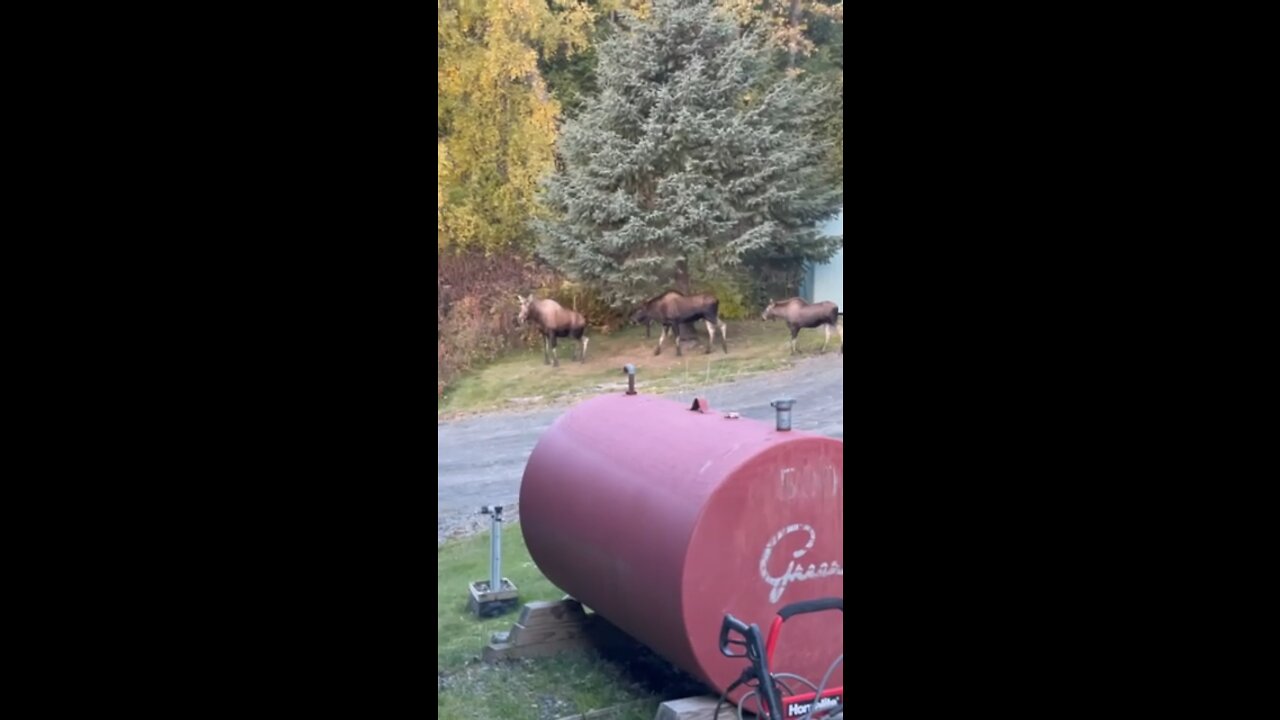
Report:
437,251,633,390
695,272,755,320
438,251,557,391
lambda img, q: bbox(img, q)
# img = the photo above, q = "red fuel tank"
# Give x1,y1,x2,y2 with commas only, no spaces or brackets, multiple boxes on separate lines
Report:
520,393,843,702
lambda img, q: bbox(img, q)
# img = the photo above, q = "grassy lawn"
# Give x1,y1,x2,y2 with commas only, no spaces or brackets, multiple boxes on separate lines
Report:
438,524,665,720
439,319,840,417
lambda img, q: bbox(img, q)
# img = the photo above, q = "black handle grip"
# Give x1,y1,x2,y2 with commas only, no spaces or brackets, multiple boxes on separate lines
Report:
719,614,752,657
777,597,843,621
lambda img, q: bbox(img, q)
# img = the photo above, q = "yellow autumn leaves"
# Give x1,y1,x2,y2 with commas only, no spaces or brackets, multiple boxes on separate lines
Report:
438,0,595,252
438,1,840,252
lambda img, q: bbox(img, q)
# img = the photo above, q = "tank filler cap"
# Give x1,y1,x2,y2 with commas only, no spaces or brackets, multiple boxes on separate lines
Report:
770,399,796,431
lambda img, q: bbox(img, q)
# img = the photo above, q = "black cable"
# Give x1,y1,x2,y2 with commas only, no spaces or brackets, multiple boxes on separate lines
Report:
803,654,844,720
737,690,759,720
774,672,819,696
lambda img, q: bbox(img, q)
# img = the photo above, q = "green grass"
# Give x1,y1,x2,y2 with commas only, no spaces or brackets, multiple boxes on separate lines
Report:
438,524,660,720
439,319,840,417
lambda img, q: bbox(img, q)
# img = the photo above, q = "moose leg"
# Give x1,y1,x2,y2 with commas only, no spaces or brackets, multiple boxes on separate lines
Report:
654,325,667,356
704,320,716,354
675,324,684,357
790,326,800,355
645,320,651,339
549,335,560,367
542,334,551,365
718,320,728,354
580,336,589,363
838,322,844,354
821,323,832,353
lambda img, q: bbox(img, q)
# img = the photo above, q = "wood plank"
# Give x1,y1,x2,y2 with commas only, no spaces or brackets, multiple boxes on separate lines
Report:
508,620,589,646
483,636,593,661
481,641,514,663
482,599,598,662
519,599,588,626
654,696,742,720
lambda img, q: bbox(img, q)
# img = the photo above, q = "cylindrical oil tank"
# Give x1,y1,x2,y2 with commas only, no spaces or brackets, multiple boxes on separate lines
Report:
520,393,843,702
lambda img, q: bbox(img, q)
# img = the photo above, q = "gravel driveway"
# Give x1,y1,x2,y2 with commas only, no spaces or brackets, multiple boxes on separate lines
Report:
437,353,843,544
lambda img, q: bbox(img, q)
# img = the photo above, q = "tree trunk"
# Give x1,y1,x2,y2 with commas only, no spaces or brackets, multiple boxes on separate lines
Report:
788,0,802,68
674,260,694,340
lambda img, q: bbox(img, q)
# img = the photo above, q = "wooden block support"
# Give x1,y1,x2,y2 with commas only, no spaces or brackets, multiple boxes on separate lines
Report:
654,696,742,720
520,599,589,626
483,599,595,662
483,637,590,661
508,619,589,646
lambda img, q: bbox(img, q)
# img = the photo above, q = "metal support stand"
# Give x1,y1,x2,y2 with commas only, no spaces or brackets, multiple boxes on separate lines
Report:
484,505,503,591
468,505,519,618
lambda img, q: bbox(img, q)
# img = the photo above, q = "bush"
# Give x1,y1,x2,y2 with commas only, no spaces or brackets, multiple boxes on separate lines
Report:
695,273,755,321
437,252,631,390
438,251,558,391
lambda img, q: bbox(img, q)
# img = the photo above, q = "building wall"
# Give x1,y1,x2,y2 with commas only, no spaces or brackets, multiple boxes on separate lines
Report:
801,212,843,310
813,246,843,311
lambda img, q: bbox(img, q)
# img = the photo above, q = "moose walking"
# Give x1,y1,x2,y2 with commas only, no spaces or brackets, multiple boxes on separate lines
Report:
631,290,728,356
762,298,843,355
517,295,589,367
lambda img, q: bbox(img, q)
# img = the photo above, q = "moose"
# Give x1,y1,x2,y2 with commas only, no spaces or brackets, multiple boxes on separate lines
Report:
630,290,728,356
762,298,843,355
517,295,589,367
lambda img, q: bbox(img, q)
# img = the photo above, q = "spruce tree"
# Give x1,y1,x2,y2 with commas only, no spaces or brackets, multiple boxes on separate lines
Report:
535,0,842,307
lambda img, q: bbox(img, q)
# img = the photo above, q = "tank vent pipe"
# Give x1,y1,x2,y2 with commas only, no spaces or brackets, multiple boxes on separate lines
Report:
770,399,795,431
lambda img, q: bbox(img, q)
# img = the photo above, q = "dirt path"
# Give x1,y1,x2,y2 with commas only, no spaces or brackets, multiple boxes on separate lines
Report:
437,353,843,544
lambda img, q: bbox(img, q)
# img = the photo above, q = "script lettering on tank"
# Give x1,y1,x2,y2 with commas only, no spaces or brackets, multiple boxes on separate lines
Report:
759,523,843,603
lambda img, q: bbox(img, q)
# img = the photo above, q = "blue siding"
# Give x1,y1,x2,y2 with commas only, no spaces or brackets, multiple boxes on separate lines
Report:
802,212,843,308
813,247,843,311
819,212,843,238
